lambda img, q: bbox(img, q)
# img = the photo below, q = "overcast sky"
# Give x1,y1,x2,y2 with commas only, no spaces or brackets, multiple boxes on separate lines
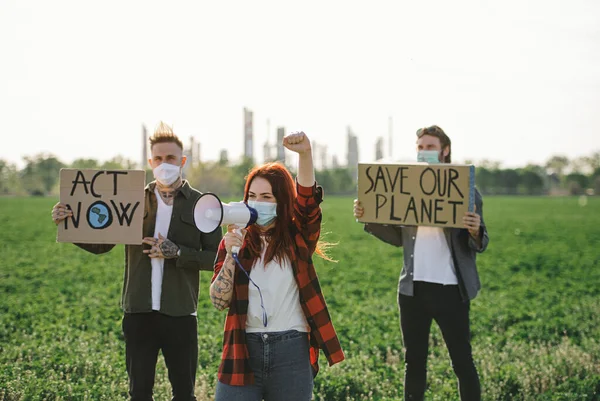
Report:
1,0,599,169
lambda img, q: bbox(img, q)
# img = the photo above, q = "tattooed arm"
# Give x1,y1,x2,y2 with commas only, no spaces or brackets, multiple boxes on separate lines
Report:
209,254,236,310
209,226,245,311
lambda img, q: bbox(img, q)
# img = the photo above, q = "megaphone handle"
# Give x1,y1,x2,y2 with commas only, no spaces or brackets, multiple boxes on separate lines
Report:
231,227,242,256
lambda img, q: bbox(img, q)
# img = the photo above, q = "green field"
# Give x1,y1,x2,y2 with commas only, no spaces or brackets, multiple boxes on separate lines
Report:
1,196,599,400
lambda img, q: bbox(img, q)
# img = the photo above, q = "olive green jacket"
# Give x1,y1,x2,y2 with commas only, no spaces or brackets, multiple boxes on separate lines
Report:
75,180,222,316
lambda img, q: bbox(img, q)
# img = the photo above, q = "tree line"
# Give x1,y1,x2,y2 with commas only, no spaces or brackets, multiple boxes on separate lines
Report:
1,152,599,197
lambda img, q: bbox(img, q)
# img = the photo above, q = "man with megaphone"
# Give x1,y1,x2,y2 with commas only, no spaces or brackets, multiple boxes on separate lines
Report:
208,131,345,401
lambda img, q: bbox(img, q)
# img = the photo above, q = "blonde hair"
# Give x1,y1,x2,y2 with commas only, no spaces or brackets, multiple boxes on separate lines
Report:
149,121,183,150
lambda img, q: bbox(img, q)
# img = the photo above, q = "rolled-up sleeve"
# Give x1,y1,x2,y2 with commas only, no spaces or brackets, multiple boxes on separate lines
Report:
294,181,323,255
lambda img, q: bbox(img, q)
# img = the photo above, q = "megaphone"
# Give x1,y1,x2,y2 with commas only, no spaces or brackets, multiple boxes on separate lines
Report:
193,193,258,234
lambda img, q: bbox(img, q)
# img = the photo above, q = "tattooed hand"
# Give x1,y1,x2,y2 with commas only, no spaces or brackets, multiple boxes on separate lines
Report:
142,233,180,259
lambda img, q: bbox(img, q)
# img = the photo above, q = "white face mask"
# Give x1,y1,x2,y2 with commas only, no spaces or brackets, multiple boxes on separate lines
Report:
153,163,181,186
417,150,441,164
247,200,278,227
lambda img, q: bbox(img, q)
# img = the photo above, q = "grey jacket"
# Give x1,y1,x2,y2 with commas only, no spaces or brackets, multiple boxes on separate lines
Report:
364,188,489,301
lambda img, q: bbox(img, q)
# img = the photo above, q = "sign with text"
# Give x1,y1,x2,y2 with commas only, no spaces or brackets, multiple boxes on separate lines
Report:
57,169,145,244
357,163,475,228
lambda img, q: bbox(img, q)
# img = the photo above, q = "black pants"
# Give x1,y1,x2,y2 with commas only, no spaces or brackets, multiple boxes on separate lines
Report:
122,311,198,401
398,282,480,401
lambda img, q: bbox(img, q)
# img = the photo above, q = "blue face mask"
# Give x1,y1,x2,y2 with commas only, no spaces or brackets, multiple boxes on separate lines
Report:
417,150,441,164
247,200,278,226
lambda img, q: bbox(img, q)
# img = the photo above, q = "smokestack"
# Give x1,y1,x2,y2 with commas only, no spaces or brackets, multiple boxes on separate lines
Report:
142,124,148,169
190,137,195,165
388,116,393,158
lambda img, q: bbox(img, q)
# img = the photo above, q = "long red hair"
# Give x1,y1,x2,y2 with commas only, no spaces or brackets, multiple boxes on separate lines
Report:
243,162,296,266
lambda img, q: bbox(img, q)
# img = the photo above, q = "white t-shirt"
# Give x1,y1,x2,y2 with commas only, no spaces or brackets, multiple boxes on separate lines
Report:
246,241,309,333
413,226,458,285
151,188,173,311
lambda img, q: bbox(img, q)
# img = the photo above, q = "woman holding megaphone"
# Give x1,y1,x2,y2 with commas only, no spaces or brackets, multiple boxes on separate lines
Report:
209,131,345,401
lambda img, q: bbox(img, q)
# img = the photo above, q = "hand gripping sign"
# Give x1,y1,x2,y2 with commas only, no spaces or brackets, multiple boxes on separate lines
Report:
57,169,146,244
357,162,475,228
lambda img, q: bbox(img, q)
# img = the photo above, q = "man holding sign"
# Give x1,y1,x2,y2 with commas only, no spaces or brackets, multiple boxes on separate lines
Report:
353,125,489,401
52,122,222,401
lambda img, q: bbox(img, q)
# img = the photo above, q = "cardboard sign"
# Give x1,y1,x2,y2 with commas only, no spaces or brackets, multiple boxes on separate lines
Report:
357,162,475,228
57,169,146,244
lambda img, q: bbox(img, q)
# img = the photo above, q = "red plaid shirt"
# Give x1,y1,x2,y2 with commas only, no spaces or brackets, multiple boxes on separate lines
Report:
211,182,345,386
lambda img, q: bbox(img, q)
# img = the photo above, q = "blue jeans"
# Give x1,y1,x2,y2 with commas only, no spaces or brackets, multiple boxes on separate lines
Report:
214,330,313,401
